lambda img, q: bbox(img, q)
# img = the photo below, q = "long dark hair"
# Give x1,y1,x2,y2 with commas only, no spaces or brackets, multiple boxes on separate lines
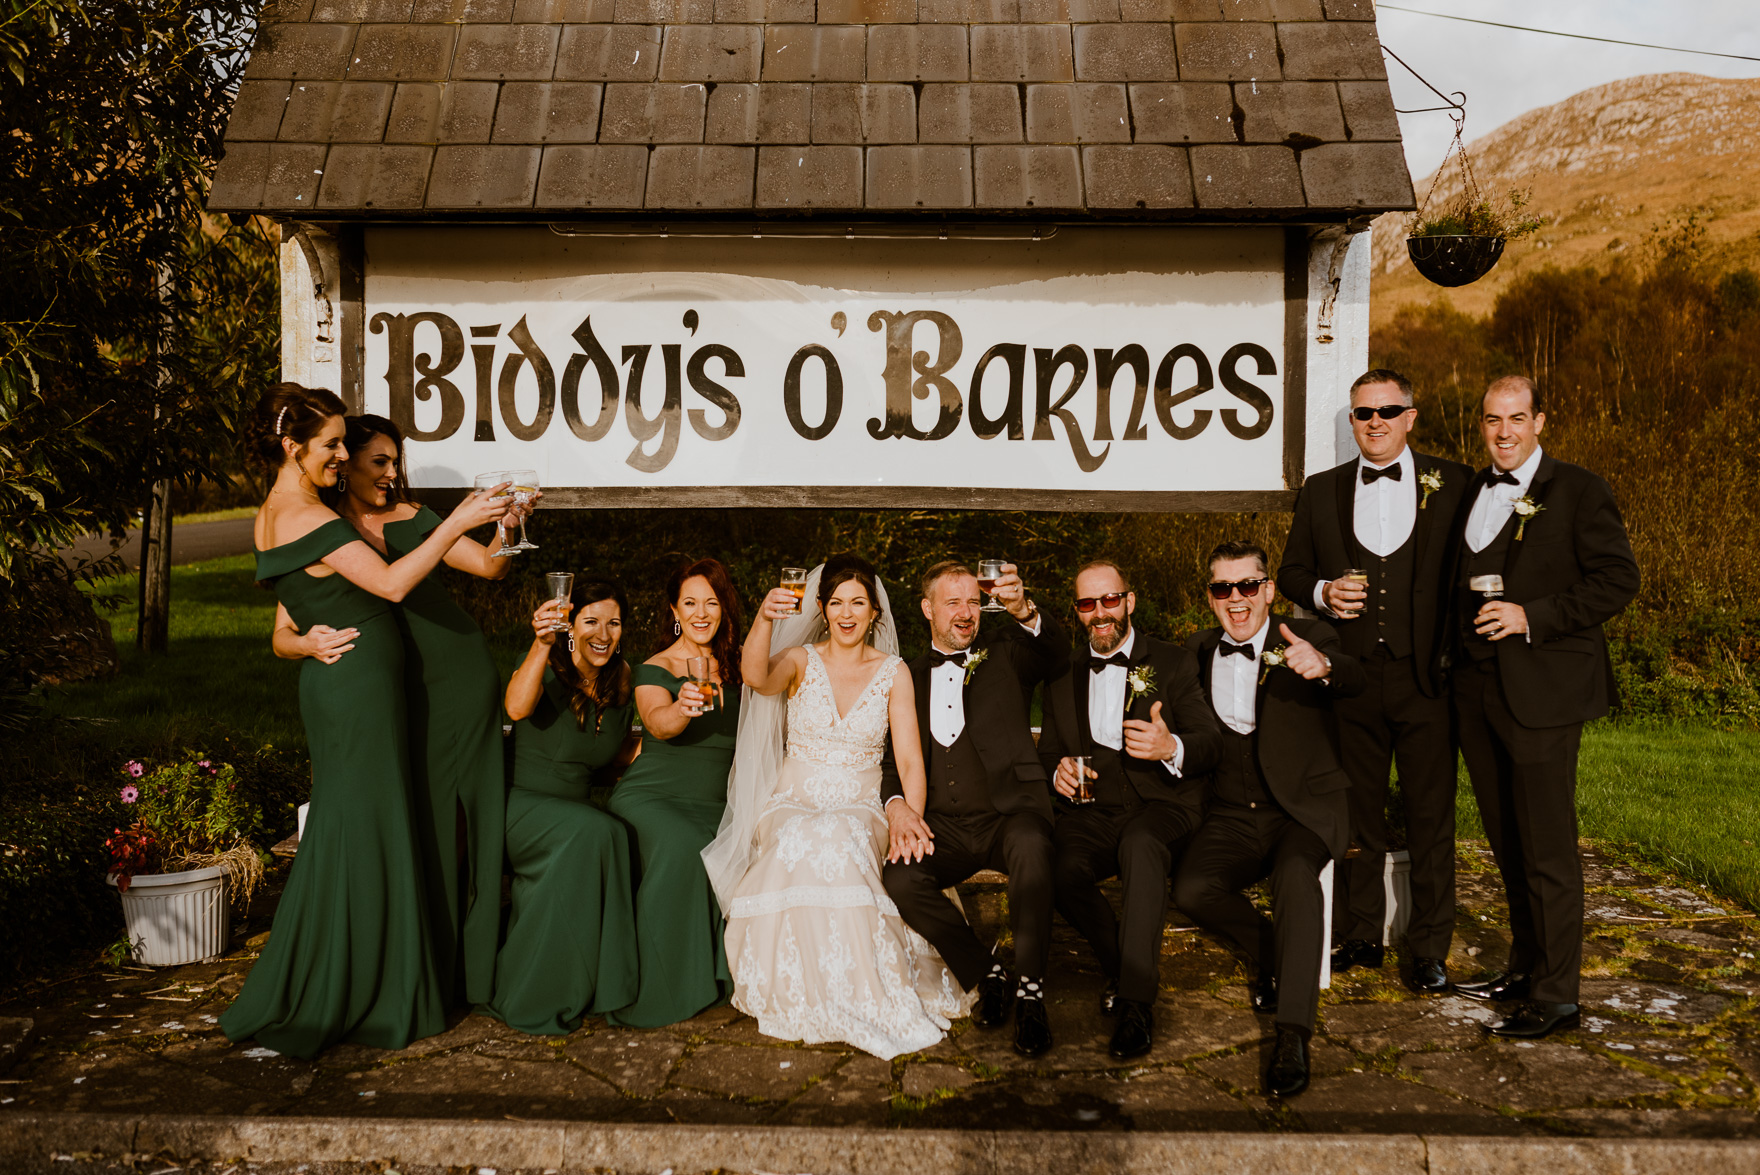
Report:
818,553,885,645
659,557,744,690
550,579,633,731
247,383,347,473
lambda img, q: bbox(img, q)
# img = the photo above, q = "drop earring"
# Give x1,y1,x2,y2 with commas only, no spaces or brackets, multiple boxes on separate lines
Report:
673,619,682,636
568,635,576,653
337,474,348,493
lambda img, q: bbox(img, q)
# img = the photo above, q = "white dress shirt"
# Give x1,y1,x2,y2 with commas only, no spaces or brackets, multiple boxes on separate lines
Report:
1465,445,1544,553
1210,620,1270,735
927,612,1043,748
1313,445,1417,614
1087,628,1182,775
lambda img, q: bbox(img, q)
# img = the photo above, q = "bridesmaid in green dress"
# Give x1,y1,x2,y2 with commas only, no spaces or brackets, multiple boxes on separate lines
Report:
483,580,640,1034
606,557,744,1027
287,414,520,1009
223,384,510,1058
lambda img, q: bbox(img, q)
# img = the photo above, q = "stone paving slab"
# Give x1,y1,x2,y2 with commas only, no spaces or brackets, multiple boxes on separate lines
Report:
1,840,1757,1156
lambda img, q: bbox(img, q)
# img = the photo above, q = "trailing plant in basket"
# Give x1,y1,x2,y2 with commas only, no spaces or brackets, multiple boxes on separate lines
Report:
1412,187,1544,243
106,754,267,908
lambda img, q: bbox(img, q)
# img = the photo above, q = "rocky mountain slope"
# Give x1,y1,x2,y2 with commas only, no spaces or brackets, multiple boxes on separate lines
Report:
1371,73,1760,325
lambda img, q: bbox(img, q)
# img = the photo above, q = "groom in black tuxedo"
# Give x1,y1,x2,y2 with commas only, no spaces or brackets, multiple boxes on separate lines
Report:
1277,369,1472,992
1038,559,1221,1059
1172,540,1363,1098
1446,376,1639,1039
881,560,1067,1056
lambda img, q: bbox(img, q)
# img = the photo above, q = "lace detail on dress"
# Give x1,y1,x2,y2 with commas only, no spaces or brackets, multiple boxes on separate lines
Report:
726,646,973,1059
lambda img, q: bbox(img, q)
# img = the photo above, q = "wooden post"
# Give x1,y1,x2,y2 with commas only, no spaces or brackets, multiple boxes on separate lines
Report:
137,481,172,653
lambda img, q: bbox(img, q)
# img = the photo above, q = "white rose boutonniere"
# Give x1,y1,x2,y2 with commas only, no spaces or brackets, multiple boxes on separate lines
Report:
1258,645,1287,685
1418,468,1444,510
1126,664,1156,704
962,647,988,684
1512,494,1544,540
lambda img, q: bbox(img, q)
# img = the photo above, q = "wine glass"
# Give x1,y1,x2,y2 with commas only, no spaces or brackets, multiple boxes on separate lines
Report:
977,558,1007,612
506,469,541,552
473,471,518,558
546,572,574,633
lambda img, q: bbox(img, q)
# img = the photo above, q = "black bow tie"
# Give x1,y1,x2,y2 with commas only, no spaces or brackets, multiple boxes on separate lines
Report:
1089,652,1130,673
1488,470,1520,486
928,649,969,669
1219,641,1255,659
1361,463,1402,484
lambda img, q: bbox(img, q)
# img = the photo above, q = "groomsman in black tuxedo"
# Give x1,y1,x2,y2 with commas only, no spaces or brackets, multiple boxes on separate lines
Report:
1038,560,1222,1059
1172,540,1364,1098
1447,376,1639,1039
1277,369,1472,992
881,561,1067,1056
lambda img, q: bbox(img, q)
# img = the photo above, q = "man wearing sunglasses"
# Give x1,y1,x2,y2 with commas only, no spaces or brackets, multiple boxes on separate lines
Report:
1036,560,1221,1059
1172,540,1363,1098
1277,369,1472,996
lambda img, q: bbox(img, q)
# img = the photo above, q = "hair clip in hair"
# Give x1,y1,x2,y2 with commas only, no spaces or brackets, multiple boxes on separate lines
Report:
275,406,289,436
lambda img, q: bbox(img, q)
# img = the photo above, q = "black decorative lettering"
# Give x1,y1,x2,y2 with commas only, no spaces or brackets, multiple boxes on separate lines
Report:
495,316,556,442
686,343,743,441
1153,344,1214,441
1219,342,1277,440
1032,345,1109,473
783,345,843,441
559,316,619,442
469,324,499,442
968,343,1025,440
1093,345,1149,442
623,343,682,472
865,310,963,441
370,311,465,442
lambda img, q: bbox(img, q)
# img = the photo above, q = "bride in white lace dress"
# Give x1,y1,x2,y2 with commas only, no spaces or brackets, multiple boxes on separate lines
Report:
702,556,972,1059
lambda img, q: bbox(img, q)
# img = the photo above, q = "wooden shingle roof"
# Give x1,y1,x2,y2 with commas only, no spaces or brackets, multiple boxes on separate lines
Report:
208,0,1416,217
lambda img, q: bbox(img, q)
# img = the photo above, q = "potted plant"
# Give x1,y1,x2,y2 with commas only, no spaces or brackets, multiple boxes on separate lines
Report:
105,754,268,966
1407,186,1543,287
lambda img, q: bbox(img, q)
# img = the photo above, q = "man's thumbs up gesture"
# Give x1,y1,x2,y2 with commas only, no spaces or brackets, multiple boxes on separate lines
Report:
1278,623,1333,681
1124,699,1181,762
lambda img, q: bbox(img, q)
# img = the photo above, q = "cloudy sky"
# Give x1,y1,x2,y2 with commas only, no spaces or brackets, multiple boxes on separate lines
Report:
1377,1,1760,181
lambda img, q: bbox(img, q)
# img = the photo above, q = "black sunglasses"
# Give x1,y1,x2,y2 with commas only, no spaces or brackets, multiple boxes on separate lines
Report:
1075,592,1128,613
1208,578,1269,600
1352,404,1413,422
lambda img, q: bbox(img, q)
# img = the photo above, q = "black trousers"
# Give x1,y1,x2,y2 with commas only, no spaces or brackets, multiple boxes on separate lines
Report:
881,808,1054,989
1052,799,1197,1003
1453,659,1584,1004
1335,646,1458,956
1172,802,1332,1032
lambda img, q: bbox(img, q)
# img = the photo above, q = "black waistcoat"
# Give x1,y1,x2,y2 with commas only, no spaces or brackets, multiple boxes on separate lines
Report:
926,727,991,818
1356,532,1417,660
1210,726,1271,808
1460,510,1519,662
1086,741,1141,810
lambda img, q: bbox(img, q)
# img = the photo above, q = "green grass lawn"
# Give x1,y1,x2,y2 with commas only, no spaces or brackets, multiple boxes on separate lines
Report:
47,555,1760,913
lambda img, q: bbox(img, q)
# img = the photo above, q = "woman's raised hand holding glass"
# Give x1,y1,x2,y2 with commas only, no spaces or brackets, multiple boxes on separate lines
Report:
458,474,515,535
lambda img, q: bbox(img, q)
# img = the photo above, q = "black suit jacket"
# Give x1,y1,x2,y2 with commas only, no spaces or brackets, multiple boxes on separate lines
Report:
880,609,1068,821
1187,616,1364,860
1277,449,1473,697
1443,453,1640,727
1036,631,1222,823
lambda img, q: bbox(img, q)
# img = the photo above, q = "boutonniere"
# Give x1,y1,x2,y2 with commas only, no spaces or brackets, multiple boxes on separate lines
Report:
1418,468,1444,510
1126,664,1156,704
1512,494,1544,540
1258,645,1287,685
962,648,988,684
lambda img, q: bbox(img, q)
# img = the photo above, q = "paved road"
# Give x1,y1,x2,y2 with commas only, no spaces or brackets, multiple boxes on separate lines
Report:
59,517,256,571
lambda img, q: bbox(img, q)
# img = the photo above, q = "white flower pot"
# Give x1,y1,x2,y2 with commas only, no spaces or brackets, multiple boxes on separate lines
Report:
107,865,229,967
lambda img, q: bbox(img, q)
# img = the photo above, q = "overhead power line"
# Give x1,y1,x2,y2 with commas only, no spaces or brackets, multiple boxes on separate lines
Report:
1377,4,1760,63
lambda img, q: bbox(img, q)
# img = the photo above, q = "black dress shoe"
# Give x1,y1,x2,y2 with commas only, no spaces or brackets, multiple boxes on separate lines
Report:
1407,956,1449,994
1100,980,1120,1018
973,971,1014,1029
1329,939,1384,973
1486,1001,1579,1039
1107,999,1154,1060
1013,997,1053,1057
1264,1025,1310,1099
1251,973,1278,1015
1455,971,1531,1003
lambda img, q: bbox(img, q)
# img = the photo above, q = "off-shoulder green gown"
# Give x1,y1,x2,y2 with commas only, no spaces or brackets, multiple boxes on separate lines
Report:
605,664,739,1027
221,519,446,1058
483,668,638,1035
382,506,506,1007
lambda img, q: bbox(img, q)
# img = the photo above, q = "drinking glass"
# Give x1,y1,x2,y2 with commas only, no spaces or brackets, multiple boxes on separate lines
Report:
685,656,717,714
507,469,541,552
1338,568,1369,618
780,567,808,616
473,471,518,557
1469,574,1505,601
977,558,1007,612
546,572,574,633
1070,755,1095,804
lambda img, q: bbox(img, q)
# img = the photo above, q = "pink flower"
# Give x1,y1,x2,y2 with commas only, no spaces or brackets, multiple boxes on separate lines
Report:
198,760,210,768
120,786,139,804
125,761,144,778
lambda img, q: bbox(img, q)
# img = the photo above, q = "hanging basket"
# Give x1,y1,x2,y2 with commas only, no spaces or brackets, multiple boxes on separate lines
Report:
1406,234,1506,288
